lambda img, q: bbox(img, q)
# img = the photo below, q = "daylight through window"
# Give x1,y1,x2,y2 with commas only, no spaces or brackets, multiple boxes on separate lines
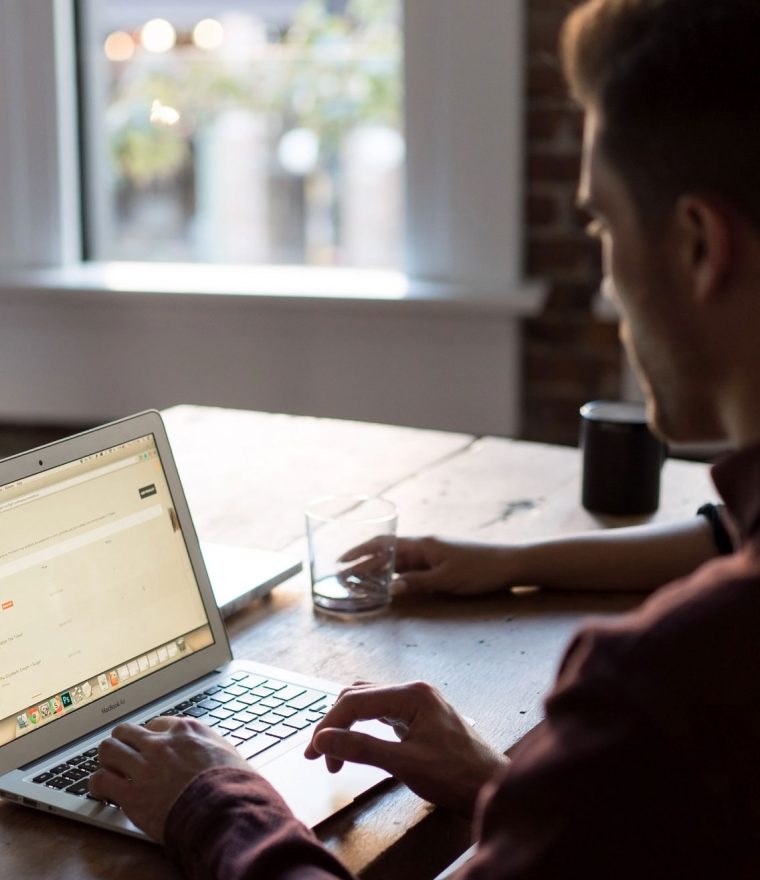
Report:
80,0,404,269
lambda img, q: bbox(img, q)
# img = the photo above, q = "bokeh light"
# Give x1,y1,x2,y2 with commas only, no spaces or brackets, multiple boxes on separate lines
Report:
192,18,225,51
278,128,320,176
140,18,176,53
103,31,135,62
150,99,180,127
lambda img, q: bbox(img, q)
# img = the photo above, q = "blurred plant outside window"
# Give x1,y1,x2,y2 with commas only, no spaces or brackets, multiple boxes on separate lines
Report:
81,0,404,269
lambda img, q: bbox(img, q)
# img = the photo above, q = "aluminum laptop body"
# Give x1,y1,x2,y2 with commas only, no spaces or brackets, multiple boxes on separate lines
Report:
0,411,388,838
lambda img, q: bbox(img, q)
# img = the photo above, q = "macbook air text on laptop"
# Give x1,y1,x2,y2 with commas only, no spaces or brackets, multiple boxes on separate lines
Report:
0,411,388,838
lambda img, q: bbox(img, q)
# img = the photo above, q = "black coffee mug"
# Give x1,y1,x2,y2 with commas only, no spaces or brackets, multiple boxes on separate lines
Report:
580,400,666,516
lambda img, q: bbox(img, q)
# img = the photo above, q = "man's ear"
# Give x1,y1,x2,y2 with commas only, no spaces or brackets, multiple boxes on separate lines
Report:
674,195,732,303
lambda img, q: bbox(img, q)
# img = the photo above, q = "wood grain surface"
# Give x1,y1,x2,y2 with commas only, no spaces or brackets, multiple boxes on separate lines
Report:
0,406,718,879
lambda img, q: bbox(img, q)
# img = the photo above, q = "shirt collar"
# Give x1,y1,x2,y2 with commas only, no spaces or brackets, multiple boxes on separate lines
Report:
712,441,760,540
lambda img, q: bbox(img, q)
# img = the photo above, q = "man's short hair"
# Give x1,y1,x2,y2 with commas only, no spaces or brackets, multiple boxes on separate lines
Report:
561,0,760,230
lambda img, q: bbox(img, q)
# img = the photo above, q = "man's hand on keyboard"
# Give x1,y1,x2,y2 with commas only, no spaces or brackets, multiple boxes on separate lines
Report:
89,717,250,842
304,681,509,817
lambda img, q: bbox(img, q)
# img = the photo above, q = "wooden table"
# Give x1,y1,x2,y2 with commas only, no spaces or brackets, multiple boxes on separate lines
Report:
0,406,719,879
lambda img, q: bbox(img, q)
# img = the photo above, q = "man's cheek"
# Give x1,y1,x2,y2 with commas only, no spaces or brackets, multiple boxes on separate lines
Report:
618,320,639,365
600,275,622,312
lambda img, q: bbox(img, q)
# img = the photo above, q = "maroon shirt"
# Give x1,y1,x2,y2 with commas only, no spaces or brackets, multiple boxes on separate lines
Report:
165,445,760,878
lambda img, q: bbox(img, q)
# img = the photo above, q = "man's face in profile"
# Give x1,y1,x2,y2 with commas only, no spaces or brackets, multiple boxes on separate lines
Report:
577,109,721,444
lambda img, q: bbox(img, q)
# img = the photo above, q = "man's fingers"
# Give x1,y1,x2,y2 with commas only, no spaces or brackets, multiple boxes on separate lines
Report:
98,735,144,777
338,556,388,580
110,721,156,749
145,715,182,733
312,728,401,776
89,767,133,804
305,684,372,758
396,568,444,593
324,755,344,774
314,687,413,737
338,536,392,563
305,684,419,760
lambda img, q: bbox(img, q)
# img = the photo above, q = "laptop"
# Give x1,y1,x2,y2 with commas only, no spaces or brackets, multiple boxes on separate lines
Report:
0,410,390,839
201,541,301,619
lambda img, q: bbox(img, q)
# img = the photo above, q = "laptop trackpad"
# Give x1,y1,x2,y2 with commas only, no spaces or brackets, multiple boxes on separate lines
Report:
256,720,394,828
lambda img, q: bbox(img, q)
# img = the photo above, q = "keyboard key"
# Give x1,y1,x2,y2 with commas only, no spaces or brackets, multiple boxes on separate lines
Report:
232,727,255,741
67,755,88,766
237,734,280,760
212,692,236,705
237,694,260,706
224,685,248,697
63,768,88,782
262,680,288,692
189,694,206,703
224,700,247,713
183,706,208,718
217,677,237,688
198,698,222,711
32,772,55,784
266,723,299,739
304,711,323,723
243,703,271,717
231,672,250,681
210,707,234,720
204,685,222,696
47,777,70,790
218,719,243,732
259,697,284,709
65,780,90,797
272,705,297,718
251,686,276,698
236,675,266,688
245,720,273,734
260,712,285,725
236,711,256,724
173,701,192,712
82,760,99,773
50,764,69,775
83,748,99,757
282,715,313,731
277,685,307,701
288,690,326,711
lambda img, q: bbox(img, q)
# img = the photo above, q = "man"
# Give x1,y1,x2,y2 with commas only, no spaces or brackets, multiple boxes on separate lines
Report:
90,1,760,876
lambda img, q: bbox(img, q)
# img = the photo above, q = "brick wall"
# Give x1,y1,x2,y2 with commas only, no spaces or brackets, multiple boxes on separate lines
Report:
522,0,622,445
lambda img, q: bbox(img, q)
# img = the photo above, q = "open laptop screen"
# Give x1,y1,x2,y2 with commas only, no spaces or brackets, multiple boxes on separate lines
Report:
0,433,213,748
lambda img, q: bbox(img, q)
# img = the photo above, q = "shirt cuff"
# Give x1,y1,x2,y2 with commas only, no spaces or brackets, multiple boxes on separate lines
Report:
163,766,354,880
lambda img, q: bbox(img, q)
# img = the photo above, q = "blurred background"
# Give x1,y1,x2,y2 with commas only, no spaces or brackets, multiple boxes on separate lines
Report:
0,0,622,456
82,0,404,269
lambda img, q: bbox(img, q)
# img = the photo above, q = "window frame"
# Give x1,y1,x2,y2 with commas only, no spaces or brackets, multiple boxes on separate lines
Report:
0,0,535,301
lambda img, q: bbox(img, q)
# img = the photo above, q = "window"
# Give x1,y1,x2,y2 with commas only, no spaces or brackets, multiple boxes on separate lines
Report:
0,0,528,295
79,0,404,269
0,1,539,438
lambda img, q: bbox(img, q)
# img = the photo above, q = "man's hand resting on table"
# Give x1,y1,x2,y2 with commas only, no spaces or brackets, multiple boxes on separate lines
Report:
342,536,517,596
304,680,509,817
89,717,250,842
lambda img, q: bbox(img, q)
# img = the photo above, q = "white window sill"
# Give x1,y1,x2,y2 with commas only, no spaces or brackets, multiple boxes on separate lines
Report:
0,262,546,318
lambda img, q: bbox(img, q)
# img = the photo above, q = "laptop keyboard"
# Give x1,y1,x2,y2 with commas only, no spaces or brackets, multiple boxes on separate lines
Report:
30,672,332,802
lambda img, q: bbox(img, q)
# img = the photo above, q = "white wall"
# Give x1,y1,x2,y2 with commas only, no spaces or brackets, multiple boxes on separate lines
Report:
0,285,532,436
